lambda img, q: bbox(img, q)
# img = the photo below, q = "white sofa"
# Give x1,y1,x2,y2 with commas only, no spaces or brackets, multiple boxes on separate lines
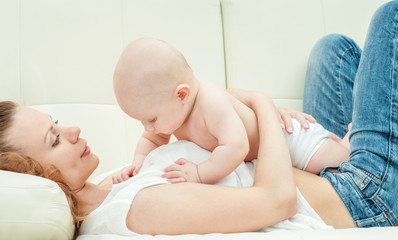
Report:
1,0,397,239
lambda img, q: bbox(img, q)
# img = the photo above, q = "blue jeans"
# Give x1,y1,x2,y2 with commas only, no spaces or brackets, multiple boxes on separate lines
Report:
303,1,398,227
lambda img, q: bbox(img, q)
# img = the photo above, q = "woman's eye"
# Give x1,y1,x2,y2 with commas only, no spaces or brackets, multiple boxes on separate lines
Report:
52,134,60,147
54,120,59,124
150,118,157,123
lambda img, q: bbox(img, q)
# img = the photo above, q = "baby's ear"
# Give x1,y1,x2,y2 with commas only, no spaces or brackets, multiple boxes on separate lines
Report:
175,84,191,103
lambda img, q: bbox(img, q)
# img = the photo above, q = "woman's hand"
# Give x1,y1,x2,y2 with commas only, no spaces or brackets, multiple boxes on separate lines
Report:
276,106,316,133
227,88,316,134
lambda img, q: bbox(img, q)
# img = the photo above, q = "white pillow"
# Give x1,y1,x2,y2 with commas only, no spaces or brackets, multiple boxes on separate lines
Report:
0,170,75,240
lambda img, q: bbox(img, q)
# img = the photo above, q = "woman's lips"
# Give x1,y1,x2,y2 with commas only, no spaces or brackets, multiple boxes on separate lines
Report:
81,145,91,158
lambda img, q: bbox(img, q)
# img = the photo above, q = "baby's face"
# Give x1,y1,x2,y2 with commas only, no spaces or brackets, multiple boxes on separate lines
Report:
131,95,186,135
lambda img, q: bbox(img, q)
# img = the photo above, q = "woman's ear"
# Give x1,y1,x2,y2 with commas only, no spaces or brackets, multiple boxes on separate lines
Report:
175,84,191,103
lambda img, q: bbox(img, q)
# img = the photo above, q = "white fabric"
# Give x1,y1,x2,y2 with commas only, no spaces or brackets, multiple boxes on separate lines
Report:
80,141,331,236
284,119,331,170
76,227,398,240
0,170,75,240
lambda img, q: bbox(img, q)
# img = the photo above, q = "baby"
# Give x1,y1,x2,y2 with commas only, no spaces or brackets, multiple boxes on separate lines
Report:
113,38,350,184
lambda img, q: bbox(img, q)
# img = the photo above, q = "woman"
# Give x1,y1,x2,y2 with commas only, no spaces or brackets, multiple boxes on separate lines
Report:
0,92,299,234
1,0,397,235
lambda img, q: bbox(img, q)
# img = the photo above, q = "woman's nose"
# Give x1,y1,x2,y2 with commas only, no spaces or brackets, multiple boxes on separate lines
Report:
64,126,81,143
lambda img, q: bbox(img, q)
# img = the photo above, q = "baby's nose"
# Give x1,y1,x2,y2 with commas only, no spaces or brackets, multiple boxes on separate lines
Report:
143,123,155,132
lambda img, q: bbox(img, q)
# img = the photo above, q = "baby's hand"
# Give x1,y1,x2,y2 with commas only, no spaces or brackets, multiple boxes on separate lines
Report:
131,154,146,176
111,165,134,184
163,158,201,184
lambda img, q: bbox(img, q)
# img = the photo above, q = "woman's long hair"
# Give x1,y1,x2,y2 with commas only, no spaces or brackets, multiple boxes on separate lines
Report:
0,101,85,228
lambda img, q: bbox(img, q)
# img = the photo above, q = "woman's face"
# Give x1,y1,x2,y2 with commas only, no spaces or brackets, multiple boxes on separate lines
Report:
6,106,99,190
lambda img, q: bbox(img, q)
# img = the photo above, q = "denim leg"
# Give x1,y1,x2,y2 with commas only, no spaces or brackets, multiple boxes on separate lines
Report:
349,0,398,224
321,1,398,227
303,34,361,138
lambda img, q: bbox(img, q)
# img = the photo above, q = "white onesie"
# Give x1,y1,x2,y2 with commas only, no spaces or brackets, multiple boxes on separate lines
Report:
284,118,331,170
79,136,332,236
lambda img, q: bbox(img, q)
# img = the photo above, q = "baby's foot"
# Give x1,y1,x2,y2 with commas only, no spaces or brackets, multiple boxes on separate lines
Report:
330,132,342,143
341,123,352,150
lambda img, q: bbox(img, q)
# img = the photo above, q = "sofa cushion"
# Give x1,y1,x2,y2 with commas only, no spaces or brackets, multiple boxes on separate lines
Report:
0,170,75,240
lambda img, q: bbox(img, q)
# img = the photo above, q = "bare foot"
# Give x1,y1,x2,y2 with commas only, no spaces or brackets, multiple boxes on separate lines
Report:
341,123,352,150
330,132,342,143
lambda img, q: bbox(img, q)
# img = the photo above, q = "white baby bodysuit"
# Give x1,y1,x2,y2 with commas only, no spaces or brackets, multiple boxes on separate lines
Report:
283,118,331,170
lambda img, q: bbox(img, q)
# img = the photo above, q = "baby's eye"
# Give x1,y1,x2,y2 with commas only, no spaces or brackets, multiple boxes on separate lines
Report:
54,120,59,124
52,134,60,147
149,118,157,123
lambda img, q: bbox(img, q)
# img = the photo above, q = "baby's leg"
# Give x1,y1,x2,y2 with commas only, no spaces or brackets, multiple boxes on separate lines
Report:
305,138,349,174
305,124,351,174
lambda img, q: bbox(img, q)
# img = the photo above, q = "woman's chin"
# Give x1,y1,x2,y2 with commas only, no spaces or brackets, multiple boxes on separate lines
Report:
92,154,100,171
85,153,100,179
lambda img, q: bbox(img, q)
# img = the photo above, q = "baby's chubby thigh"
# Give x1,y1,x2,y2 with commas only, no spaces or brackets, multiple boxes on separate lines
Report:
306,137,349,174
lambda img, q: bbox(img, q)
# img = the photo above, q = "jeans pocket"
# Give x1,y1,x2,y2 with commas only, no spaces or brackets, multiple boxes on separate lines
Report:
340,161,382,197
341,162,371,189
355,212,388,227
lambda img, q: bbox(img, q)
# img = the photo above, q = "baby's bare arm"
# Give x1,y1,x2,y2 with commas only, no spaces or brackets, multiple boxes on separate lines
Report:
132,132,171,175
135,131,170,156
196,85,249,183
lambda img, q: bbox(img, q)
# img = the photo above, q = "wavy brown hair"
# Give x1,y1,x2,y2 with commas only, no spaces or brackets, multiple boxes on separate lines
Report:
0,101,85,228
0,101,17,152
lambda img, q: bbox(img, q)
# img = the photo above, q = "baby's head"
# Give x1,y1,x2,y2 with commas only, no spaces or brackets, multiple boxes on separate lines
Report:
114,38,198,134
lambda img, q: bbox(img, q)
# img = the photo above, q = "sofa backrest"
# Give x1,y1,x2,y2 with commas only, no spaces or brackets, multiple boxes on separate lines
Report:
1,0,225,106
1,0,226,176
0,0,388,176
221,0,389,108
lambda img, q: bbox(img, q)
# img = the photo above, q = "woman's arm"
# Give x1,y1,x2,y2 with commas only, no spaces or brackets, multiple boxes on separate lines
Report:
126,91,297,235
